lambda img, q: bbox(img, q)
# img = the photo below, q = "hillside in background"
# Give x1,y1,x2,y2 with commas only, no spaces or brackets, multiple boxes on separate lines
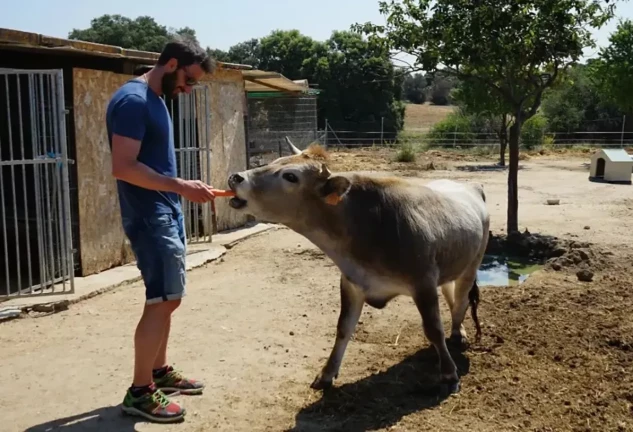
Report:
403,102,457,132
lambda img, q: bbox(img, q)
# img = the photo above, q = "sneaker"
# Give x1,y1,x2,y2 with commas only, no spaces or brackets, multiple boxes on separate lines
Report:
154,365,205,395
121,383,186,423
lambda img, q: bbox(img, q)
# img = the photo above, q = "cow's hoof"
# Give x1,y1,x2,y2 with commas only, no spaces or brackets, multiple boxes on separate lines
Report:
310,374,334,390
440,380,461,396
448,334,470,351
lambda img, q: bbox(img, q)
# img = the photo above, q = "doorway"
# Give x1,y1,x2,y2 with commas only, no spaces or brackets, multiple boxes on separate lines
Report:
595,158,605,178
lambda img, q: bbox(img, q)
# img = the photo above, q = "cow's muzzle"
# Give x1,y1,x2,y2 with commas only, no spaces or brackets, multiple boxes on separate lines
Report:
228,173,248,209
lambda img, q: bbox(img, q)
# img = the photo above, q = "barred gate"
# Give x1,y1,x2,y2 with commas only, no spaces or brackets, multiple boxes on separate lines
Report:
0,68,75,298
165,85,214,243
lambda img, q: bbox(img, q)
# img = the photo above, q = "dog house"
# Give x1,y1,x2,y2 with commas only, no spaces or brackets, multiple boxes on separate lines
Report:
589,149,633,184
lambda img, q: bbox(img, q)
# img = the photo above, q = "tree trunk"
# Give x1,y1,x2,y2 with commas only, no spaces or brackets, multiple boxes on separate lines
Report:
497,114,509,166
507,120,521,234
499,138,507,166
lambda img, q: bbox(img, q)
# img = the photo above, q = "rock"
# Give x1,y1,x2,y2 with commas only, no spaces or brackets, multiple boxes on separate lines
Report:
584,226,590,230
551,262,562,271
576,269,594,282
550,247,567,258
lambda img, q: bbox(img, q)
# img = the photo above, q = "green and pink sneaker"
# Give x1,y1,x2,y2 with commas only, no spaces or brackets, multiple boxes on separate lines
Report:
153,365,205,396
121,383,185,423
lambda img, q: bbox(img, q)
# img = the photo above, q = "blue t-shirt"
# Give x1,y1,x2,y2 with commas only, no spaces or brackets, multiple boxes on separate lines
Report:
106,79,181,220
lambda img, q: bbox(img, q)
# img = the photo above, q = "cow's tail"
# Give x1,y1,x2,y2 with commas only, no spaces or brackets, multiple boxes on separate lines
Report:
468,279,482,342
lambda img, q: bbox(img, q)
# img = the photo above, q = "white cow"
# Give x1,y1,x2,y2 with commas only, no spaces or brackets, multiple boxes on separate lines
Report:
227,139,490,393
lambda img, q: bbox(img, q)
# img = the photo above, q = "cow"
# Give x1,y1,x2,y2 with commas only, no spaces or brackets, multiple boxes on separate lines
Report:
227,138,490,394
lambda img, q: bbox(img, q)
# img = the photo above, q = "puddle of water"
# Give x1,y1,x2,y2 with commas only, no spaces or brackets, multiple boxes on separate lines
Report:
477,254,543,287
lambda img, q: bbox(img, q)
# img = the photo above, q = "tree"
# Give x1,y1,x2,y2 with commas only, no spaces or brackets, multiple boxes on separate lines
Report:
258,30,325,79
314,30,405,134
68,14,199,53
452,80,513,165
540,63,624,133
356,0,617,233
403,73,427,104
589,19,633,115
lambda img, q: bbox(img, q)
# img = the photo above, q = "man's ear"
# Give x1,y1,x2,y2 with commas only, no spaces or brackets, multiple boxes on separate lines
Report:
165,58,178,73
320,175,351,206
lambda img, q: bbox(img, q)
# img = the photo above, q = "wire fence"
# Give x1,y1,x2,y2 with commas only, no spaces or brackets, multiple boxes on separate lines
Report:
246,94,318,168
321,130,633,148
319,123,633,150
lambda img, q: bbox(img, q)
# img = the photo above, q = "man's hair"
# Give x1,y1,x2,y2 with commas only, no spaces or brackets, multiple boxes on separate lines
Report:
157,36,216,73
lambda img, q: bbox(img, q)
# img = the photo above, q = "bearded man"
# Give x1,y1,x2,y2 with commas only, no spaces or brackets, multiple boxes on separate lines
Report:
106,37,216,423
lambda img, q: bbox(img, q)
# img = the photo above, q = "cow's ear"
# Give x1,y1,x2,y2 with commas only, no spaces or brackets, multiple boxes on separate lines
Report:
320,176,351,206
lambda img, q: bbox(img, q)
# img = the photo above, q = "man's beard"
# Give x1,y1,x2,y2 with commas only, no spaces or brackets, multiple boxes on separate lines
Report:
161,71,179,99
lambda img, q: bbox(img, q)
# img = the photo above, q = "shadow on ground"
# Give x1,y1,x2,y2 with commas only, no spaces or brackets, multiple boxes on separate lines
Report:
455,163,525,172
24,406,155,431
286,345,470,432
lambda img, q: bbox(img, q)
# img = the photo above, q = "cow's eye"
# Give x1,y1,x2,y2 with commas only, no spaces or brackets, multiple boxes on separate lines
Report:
282,172,299,183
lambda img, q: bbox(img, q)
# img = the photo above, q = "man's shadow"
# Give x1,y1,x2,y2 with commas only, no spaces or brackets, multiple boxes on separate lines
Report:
24,405,153,431
286,344,471,432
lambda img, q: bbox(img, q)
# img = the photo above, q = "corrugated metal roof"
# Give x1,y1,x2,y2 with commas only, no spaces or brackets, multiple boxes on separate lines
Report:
242,70,319,94
0,27,252,70
243,70,308,93
599,149,633,163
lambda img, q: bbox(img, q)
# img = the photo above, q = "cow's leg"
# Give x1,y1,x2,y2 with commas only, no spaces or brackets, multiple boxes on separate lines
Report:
449,230,489,349
448,271,478,350
440,281,466,340
311,274,364,390
414,279,459,392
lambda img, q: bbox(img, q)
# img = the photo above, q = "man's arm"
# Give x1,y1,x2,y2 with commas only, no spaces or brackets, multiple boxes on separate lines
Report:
111,133,184,193
110,94,183,193
109,94,215,203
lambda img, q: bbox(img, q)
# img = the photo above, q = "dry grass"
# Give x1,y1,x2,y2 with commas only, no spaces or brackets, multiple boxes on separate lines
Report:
404,102,457,132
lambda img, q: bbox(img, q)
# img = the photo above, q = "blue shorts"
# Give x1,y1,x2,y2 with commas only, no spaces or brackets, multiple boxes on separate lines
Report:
122,212,187,305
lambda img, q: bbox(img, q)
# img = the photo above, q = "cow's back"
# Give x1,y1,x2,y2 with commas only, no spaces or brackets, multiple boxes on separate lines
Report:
334,174,488,286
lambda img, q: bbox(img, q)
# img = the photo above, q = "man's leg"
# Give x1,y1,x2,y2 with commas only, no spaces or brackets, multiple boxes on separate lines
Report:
121,213,191,423
151,212,205,396
133,301,181,387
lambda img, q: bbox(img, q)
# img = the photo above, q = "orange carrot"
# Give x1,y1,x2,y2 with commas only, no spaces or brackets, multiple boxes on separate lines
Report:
211,189,236,197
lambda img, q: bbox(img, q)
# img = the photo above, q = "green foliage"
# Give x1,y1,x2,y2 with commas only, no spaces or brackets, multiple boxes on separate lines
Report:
403,73,427,104
589,19,633,114
394,142,416,162
313,30,405,134
426,111,486,146
428,73,458,105
520,113,548,149
355,0,617,232
540,63,625,134
68,14,196,53
259,30,324,79
209,39,262,67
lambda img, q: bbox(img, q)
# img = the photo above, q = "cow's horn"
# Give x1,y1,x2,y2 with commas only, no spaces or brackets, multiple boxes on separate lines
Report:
284,136,302,155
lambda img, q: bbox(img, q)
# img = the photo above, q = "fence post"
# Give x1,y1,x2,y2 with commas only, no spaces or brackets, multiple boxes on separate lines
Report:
621,115,626,148
324,118,329,147
453,124,457,147
380,117,384,146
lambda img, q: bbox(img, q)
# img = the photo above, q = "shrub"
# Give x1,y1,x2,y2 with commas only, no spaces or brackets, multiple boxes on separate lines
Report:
395,142,416,162
521,113,548,149
426,112,481,146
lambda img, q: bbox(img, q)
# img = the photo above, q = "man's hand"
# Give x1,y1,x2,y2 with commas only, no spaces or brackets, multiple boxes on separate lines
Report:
177,180,216,203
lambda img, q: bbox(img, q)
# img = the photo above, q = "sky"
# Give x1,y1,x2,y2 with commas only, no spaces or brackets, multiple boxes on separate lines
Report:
1,0,632,62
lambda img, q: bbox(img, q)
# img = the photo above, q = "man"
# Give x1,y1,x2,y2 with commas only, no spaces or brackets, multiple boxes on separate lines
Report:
106,37,216,423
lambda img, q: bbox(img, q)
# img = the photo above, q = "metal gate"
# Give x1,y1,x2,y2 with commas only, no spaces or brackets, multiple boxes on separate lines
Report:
0,68,75,298
165,85,214,243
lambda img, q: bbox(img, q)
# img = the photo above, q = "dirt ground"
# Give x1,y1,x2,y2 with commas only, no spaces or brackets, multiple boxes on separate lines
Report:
2,149,633,432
